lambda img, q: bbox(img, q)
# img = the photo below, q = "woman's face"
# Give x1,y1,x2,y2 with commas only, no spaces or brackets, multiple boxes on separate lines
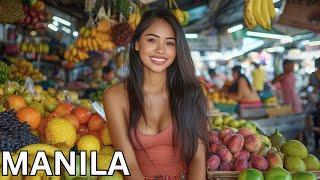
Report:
232,71,240,80
135,18,176,73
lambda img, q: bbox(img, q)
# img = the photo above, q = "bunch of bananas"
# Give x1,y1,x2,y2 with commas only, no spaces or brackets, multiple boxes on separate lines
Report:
0,61,10,84
64,45,89,63
128,12,141,30
172,9,189,26
20,42,49,54
9,58,45,81
64,19,115,63
243,0,276,30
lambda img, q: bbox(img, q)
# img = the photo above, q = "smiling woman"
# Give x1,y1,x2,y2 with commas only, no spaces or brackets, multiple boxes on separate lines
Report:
103,8,209,180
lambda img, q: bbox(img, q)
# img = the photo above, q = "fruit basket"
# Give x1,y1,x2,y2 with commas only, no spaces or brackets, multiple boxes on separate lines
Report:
214,103,237,114
207,171,320,180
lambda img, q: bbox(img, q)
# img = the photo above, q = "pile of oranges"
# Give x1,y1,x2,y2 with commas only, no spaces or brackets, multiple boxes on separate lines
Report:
37,102,110,147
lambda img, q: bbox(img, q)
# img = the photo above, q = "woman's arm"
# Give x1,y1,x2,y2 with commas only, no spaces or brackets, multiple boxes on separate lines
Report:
188,140,207,179
103,85,144,180
225,78,246,101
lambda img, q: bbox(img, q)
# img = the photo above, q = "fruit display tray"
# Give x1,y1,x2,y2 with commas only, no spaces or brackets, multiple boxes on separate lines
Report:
207,171,320,180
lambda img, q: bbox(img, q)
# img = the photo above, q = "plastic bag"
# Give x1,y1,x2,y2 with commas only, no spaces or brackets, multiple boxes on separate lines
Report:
92,101,106,122
24,77,35,96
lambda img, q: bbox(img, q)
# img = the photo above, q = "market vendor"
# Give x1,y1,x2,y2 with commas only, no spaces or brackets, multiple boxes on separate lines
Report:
102,65,118,84
103,9,208,179
272,59,302,113
225,65,262,107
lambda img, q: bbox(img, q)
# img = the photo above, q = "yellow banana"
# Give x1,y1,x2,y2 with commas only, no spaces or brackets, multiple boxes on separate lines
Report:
135,13,141,26
71,48,77,57
243,0,257,29
14,144,67,157
267,0,276,20
253,0,266,28
261,0,272,30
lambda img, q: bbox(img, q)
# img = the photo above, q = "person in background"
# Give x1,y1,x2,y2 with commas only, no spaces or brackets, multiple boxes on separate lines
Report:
272,59,302,113
208,68,226,89
102,65,117,84
226,65,261,108
302,58,320,150
251,62,266,93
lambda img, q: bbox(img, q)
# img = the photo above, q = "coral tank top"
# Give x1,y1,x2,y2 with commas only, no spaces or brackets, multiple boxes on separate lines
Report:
130,123,187,179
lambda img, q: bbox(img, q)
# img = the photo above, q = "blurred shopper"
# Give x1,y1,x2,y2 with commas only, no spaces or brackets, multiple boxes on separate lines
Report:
303,58,320,150
272,59,302,113
226,65,261,107
102,65,118,84
208,68,226,89
251,62,266,93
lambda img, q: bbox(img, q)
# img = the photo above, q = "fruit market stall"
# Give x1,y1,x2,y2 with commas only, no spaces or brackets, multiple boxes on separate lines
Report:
207,117,320,180
1,0,320,179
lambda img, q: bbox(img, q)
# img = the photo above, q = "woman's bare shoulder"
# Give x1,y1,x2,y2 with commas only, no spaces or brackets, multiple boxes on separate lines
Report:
103,82,128,104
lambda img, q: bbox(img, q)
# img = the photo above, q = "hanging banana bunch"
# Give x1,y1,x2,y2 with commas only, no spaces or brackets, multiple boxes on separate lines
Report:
64,2,117,65
169,0,189,26
243,0,276,30
128,2,142,30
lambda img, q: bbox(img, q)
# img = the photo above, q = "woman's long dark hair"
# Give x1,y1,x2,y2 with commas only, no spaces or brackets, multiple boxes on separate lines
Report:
229,65,253,93
126,8,208,166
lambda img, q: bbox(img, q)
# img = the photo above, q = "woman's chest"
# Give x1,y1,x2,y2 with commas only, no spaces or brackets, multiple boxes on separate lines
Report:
125,95,173,135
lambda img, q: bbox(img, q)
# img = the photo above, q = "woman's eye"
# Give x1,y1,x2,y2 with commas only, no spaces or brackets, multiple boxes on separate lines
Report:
147,39,156,43
167,42,175,46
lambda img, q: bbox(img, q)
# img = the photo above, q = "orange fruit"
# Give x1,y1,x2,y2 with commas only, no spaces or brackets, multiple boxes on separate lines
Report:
78,125,89,136
63,114,80,131
17,107,41,129
54,103,73,116
7,95,26,111
71,107,91,124
88,114,105,131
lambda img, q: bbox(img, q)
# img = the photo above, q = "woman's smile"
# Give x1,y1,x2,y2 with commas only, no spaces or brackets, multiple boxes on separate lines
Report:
150,56,167,65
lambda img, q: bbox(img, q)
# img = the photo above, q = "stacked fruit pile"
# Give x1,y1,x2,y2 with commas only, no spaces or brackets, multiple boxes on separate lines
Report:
207,128,271,171
207,125,320,179
211,114,258,133
243,0,276,30
9,58,45,81
20,1,49,30
20,41,49,54
0,81,123,179
209,91,238,105
0,110,39,151
64,19,115,63
238,168,317,180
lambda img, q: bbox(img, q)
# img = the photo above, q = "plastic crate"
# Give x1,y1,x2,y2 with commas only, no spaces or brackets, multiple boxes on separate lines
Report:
214,103,237,114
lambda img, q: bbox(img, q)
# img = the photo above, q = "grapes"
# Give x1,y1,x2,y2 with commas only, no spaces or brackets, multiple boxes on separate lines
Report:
111,23,134,46
0,109,39,152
